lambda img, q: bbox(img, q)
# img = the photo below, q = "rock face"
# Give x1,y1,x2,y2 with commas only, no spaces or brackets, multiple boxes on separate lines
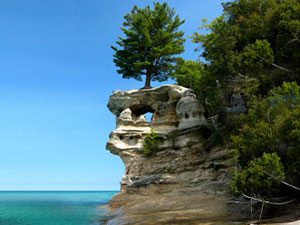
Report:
226,93,247,114
105,85,239,225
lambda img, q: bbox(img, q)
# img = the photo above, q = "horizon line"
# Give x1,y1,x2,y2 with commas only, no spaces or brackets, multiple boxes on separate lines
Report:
0,190,119,192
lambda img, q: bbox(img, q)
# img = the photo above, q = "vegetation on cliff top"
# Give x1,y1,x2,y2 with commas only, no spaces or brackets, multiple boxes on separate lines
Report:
172,0,300,205
112,0,300,212
112,2,185,89
174,0,300,114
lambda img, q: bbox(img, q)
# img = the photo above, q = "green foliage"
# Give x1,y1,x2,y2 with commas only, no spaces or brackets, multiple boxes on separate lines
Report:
110,0,300,202
268,81,300,108
231,153,285,200
287,146,300,174
173,0,300,115
172,60,204,93
186,140,193,149
232,82,300,167
173,59,224,115
112,2,185,88
143,129,161,156
191,0,300,100
170,0,300,202
231,82,300,198
279,106,300,173
167,130,179,149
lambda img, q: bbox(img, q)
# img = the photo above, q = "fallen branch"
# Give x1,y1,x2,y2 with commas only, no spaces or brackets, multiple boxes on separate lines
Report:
242,193,296,206
242,193,296,221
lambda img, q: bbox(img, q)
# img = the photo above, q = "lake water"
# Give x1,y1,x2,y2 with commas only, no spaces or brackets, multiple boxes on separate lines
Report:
0,191,118,225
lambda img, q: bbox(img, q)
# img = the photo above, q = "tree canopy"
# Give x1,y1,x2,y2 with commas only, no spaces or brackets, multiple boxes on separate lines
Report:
192,0,300,97
230,82,300,200
173,0,300,115
112,2,185,88
172,0,300,203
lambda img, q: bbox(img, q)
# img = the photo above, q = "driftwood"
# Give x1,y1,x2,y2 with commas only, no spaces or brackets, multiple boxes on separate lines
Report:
242,193,296,206
241,193,296,221
229,194,296,221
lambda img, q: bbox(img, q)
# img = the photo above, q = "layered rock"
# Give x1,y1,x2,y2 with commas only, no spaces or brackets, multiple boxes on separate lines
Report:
105,85,239,225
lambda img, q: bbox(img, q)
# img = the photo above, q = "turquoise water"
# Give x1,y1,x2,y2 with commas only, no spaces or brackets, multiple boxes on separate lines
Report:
0,191,118,225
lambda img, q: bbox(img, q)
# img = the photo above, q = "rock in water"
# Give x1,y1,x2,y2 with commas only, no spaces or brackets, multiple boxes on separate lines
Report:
105,85,242,225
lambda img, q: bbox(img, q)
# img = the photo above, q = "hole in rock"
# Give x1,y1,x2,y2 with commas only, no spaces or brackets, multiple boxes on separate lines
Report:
144,112,153,123
131,105,153,116
130,105,154,123
200,127,213,139
185,113,189,119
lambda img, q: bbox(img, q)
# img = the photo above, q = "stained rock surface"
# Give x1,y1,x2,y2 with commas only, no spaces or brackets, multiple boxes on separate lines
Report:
105,85,239,225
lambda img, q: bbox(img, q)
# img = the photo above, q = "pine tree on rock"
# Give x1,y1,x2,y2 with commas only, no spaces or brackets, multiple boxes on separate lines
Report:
111,2,185,89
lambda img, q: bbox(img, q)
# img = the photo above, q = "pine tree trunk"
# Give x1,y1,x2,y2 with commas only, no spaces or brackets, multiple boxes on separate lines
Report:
144,74,152,89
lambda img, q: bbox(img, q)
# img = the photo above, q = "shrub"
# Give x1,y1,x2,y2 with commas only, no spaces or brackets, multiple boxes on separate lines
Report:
143,129,161,156
186,140,193,148
168,130,179,149
231,82,300,167
230,82,300,200
231,153,285,200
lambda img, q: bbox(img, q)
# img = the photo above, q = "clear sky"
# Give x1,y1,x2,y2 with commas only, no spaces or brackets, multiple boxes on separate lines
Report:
0,0,225,191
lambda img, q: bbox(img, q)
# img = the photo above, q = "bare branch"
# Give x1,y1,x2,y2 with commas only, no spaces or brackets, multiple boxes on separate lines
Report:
237,72,248,79
242,193,296,206
258,56,293,73
287,38,300,45
281,180,300,191
270,62,293,73
251,198,253,219
268,174,300,191
259,201,264,221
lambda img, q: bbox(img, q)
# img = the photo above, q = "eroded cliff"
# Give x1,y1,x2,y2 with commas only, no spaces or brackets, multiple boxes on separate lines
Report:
105,85,239,225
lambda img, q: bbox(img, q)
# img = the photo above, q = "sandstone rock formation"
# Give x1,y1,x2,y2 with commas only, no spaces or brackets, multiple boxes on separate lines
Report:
105,85,240,225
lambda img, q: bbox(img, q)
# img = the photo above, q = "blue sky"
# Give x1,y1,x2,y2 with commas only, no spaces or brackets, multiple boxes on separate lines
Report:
0,0,224,190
